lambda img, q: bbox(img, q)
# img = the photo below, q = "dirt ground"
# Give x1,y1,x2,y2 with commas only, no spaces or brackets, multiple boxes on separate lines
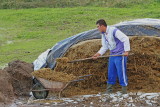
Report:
0,69,14,103
0,60,34,106
21,92,160,107
0,36,160,106
4,60,34,96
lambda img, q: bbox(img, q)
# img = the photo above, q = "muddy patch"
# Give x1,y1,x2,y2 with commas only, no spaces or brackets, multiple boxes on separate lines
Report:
0,69,14,103
4,60,34,96
0,60,34,103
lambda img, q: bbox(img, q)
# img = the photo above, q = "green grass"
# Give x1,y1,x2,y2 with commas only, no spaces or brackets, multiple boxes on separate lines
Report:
0,0,156,9
0,2,160,67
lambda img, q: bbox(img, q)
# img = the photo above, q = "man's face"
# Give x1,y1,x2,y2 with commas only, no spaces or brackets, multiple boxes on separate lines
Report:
97,24,104,33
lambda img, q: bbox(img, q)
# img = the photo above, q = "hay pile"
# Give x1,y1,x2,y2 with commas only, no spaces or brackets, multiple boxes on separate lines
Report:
55,36,160,96
127,36,160,92
31,68,76,82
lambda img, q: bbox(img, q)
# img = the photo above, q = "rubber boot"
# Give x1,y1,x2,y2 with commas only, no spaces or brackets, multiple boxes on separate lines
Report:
122,86,127,94
106,84,113,94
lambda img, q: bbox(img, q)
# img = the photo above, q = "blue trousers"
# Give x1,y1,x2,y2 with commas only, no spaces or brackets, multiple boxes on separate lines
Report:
107,56,128,86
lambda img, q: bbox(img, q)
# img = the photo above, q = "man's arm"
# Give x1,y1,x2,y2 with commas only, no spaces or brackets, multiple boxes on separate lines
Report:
92,35,108,59
115,30,130,56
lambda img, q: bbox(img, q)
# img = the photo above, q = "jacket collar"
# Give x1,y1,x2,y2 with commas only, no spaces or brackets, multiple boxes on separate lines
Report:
106,26,110,35
102,26,110,35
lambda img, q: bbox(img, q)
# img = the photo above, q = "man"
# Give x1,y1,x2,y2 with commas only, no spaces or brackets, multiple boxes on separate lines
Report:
93,19,130,94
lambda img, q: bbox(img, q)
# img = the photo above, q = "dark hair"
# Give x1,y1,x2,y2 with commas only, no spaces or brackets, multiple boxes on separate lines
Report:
96,19,107,27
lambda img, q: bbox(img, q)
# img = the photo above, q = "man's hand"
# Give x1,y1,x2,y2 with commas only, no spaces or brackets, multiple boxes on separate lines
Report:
123,51,129,56
92,53,101,59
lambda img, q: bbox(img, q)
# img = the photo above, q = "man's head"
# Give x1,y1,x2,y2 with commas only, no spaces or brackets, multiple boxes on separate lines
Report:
96,19,107,33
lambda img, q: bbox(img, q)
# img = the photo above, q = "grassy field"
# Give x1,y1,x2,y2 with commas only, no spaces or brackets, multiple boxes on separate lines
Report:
0,0,157,9
0,2,160,67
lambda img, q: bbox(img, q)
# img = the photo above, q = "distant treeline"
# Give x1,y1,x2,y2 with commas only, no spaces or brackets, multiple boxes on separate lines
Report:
0,0,159,9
